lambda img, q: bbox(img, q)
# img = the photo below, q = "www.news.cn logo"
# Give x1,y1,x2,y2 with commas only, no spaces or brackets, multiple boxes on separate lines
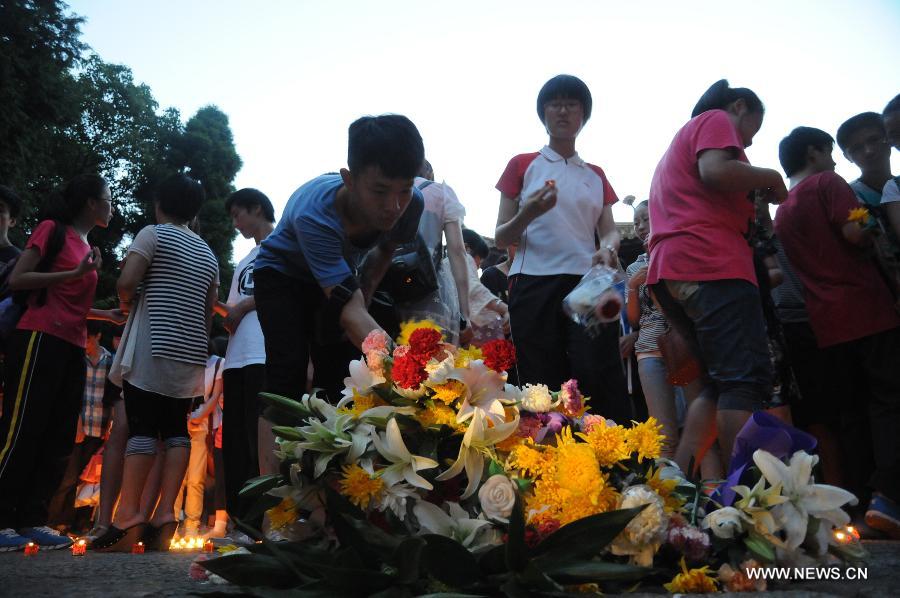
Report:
746,567,869,581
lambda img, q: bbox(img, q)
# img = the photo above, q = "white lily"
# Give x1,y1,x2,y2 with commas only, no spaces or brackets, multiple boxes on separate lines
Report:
335,393,417,422
341,358,386,400
413,500,494,549
377,482,418,521
752,449,858,550
372,418,439,490
295,411,373,477
436,407,520,499
450,360,507,423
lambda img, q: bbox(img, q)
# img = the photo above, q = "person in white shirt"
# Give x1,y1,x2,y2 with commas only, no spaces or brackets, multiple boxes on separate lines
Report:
214,189,275,526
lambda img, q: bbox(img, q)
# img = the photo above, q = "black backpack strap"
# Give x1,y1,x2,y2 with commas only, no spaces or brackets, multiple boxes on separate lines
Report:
417,180,434,191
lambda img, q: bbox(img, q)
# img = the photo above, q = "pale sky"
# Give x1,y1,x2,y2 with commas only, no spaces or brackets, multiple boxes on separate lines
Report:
72,0,900,262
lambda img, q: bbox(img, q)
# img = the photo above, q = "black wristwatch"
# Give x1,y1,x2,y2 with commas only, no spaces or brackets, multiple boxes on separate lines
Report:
459,317,469,331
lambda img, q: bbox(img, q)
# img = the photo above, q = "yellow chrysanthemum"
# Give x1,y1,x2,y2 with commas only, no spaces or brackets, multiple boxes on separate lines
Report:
430,380,466,405
847,206,870,225
416,403,464,432
577,421,631,467
495,432,525,453
646,466,684,514
556,442,604,499
509,441,548,477
337,390,388,418
454,346,483,367
627,417,665,463
266,497,298,530
663,557,719,593
338,464,384,509
396,318,443,347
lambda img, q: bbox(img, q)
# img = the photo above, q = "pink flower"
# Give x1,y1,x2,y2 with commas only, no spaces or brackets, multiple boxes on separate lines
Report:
363,329,391,355
559,379,583,416
393,345,410,359
366,351,386,378
582,414,615,433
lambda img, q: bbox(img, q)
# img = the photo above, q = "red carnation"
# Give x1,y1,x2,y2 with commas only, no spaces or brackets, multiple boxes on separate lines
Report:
482,339,516,372
408,328,443,363
392,353,427,389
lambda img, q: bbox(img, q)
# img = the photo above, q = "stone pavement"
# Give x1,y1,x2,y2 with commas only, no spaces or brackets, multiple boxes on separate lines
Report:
0,541,898,597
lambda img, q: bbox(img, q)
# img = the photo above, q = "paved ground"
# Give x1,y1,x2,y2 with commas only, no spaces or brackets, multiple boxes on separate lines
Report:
0,541,898,597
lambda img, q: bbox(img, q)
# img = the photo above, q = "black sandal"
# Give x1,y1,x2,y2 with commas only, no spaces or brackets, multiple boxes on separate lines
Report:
142,521,178,551
92,524,146,552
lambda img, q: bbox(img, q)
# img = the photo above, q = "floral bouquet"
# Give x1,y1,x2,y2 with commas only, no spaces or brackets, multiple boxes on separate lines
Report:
200,320,863,595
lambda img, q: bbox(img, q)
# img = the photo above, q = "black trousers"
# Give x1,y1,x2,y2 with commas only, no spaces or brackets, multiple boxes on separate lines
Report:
222,364,264,519
254,268,360,404
508,274,631,423
0,330,86,528
825,326,900,505
46,435,103,531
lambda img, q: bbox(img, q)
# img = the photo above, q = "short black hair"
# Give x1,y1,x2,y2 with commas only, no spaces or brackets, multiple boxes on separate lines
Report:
778,127,835,177
883,94,900,117
462,228,490,260
86,320,105,337
537,75,593,124
155,174,205,222
225,188,275,223
836,112,885,152
0,185,22,218
691,79,764,119
347,114,424,179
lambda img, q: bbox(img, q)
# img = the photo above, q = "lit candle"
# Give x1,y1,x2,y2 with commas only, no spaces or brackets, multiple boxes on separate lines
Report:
845,526,861,541
203,540,214,553
24,542,39,556
131,541,144,554
71,539,87,556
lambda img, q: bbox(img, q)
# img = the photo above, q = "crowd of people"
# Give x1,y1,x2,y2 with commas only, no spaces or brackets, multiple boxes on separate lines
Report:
0,75,898,554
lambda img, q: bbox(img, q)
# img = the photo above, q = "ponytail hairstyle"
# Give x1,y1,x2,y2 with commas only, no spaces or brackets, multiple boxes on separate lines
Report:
691,79,764,119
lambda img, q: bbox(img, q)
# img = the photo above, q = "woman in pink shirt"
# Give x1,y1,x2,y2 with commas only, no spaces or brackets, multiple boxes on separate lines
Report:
646,80,788,475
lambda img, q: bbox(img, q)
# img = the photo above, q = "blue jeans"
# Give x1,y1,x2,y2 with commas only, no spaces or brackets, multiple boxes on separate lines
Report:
652,279,771,412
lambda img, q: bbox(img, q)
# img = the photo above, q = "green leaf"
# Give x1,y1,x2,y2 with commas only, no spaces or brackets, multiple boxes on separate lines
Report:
422,533,481,588
504,493,528,573
530,505,647,566
259,392,314,418
744,530,776,563
271,425,305,441
542,560,654,583
200,553,303,588
488,460,505,478
392,536,426,584
478,544,508,577
239,474,283,497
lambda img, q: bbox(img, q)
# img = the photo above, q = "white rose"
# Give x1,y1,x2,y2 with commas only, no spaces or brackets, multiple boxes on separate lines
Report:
478,475,517,522
520,384,554,413
702,506,745,539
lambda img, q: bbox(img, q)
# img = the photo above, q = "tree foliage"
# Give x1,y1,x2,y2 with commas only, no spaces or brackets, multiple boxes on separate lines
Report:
0,0,242,303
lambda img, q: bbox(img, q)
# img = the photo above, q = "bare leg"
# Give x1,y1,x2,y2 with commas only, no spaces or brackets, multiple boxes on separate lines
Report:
257,418,279,476
111,453,155,529
94,399,127,530
683,382,725,479
139,442,165,520
808,423,844,487
149,447,189,527
674,393,719,476
716,408,754,468
766,405,792,425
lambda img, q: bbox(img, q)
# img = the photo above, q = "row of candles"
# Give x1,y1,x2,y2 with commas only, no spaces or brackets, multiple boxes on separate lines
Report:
24,526,861,557
23,536,215,556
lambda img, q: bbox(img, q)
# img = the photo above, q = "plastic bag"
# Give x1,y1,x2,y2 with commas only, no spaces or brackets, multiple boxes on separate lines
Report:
563,265,626,336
